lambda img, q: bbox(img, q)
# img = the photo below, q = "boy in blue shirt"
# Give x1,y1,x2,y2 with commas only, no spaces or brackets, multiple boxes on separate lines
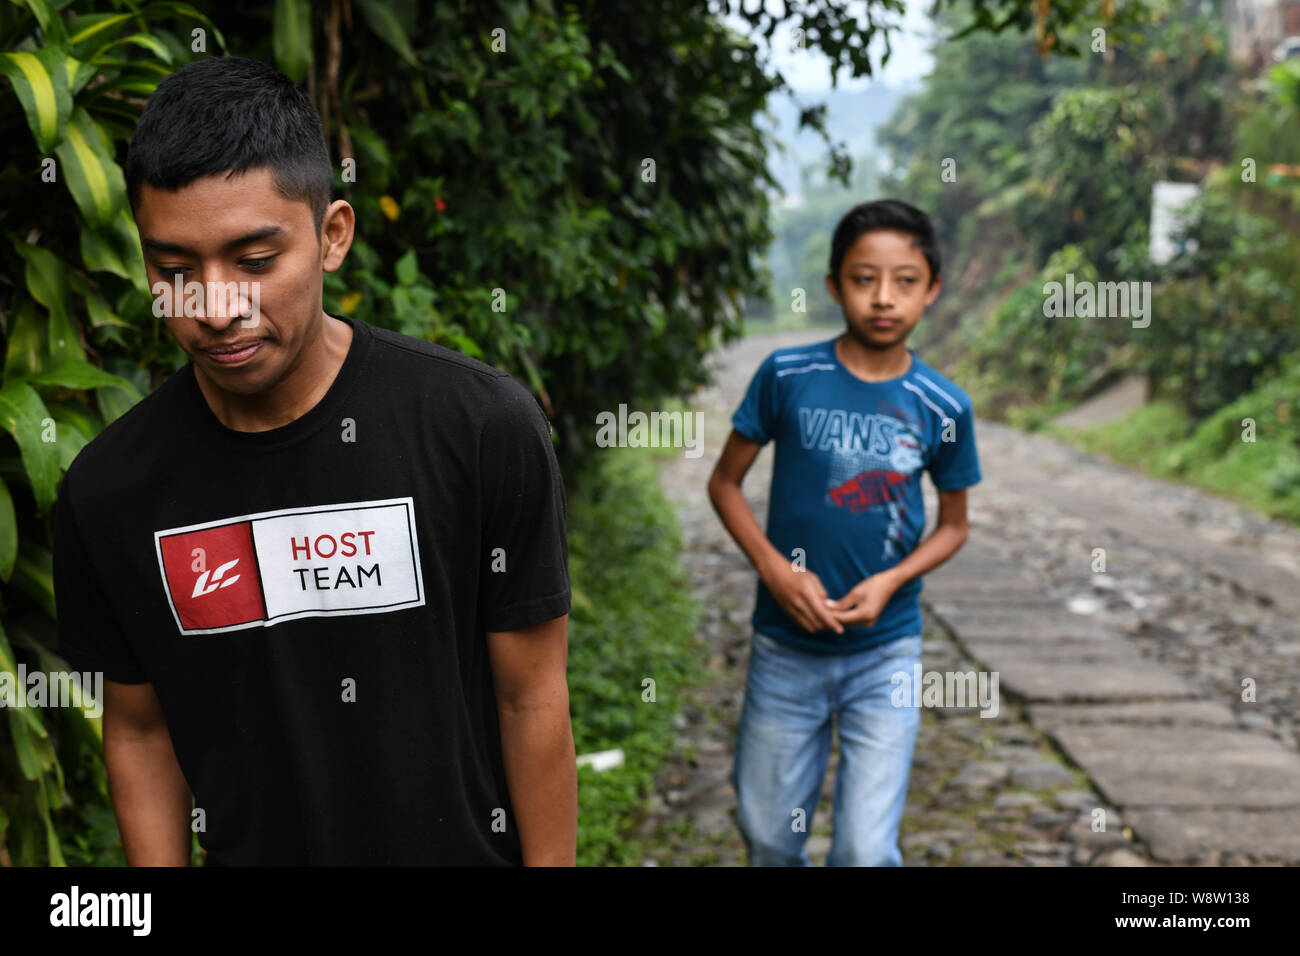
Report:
707,199,982,866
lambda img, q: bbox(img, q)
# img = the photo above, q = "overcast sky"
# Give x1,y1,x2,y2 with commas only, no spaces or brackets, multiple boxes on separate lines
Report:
724,0,939,91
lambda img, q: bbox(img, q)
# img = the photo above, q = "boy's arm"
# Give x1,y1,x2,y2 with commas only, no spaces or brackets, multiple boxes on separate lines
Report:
884,486,970,587
830,487,970,627
707,428,843,634
102,680,193,865
487,614,576,866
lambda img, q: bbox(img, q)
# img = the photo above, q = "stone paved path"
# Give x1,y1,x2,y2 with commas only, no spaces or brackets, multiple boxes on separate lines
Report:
636,328,1300,866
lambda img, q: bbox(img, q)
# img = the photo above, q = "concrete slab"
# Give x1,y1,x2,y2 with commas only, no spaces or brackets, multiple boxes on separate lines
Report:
936,613,1114,641
1026,701,1239,731
1125,807,1300,863
1047,725,1300,809
960,639,1145,665
988,660,1197,703
927,598,1066,615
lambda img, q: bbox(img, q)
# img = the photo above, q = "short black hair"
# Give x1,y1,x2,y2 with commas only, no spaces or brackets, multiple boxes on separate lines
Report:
828,199,941,289
126,56,333,237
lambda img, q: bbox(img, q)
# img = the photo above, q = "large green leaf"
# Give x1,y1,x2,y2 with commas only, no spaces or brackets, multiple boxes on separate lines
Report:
50,415,90,471
65,12,135,59
11,543,56,619
0,627,44,736
80,226,131,278
53,106,128,230
12,241,82,367
44,398,103,443
10,0,66,43
273,0,313,84
64,52,97,96
3,298,46,380
29,359,142,400
0,380,61,514
0,477,16,582
356,0,419,67
9,711,45,780
139,1,227,52
37,775,67,867
84,288,134,330
101,32,174,65
87,208,150,297
0,45,72,154
95,385,136,427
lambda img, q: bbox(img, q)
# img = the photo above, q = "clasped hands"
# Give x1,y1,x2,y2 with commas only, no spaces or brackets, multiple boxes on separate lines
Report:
760,559,900,635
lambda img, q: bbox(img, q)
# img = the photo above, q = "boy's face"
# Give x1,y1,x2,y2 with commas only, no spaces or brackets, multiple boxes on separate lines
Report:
824,228,941,351
135,165,352,397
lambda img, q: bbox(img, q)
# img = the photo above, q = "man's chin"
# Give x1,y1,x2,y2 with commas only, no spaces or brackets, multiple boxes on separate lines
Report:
845,324,910,351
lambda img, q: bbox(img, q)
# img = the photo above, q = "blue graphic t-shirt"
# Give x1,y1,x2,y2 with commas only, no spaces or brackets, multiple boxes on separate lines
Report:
732,336,982,655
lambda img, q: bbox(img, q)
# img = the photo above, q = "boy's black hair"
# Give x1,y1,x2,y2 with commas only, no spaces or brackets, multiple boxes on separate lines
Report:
828,199,941,289
126,56,333,237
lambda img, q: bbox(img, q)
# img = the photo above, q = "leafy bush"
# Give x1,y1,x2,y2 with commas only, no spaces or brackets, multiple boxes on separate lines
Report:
566,448,700,866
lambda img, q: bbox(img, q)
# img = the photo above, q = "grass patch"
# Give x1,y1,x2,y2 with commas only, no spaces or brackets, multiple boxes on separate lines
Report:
1044,360,1300,526
566,447,703,865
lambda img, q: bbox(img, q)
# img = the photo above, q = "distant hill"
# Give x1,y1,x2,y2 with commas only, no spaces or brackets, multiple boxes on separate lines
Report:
759,81,918,204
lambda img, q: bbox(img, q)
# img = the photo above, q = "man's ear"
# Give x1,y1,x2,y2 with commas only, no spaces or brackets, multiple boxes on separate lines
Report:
924,275,942,307
320,200,355,273
824,273,842,305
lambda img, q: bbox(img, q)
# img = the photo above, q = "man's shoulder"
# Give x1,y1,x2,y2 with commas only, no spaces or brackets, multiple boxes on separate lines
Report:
907,353,974,416
367,324,545,427
63,364,191,490
368,323,508,384
761,336,837,373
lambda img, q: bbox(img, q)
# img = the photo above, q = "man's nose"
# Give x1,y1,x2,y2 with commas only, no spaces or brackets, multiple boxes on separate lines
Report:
194,267,259,329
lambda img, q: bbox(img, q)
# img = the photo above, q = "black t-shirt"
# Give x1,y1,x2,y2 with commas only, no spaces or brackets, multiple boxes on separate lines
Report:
52,315,571,865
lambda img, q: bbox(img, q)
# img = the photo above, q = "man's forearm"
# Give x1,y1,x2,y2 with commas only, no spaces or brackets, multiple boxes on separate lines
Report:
104,726,193,866
497,700,577,865
881,523,968,591
708,478,785,581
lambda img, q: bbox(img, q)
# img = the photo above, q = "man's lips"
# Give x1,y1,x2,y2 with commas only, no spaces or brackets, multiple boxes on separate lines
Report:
205,338,266,354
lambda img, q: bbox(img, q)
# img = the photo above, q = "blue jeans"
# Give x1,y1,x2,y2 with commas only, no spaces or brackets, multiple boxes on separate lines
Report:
732,629,923,866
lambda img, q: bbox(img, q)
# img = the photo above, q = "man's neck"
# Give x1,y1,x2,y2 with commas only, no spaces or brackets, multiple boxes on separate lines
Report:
194,313,353,433
835,334,912,383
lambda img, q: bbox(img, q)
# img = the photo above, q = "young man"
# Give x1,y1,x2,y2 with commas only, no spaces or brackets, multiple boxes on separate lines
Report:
52,56,576,866
708,199,982,866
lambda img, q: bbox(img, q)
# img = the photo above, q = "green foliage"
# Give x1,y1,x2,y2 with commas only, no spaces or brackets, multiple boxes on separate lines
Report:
957,244,1141,409
280,0,785,462
565,449,701,866
1,0,1168,865
1047,355,1300,524
881,0,1296,454
0,0,226,867
1140,171,1299,417
878,1,1090,266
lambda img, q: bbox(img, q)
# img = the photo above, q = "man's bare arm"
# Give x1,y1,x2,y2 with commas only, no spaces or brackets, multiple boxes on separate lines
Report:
707,428,843,634
881,486,970,590
102,679,192,866
829,487,972,627
487,614,576,866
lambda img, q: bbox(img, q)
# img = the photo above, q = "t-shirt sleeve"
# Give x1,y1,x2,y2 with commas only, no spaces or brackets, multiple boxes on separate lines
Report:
731,352,781,445
477,375,571,633
927,400,983,492
52,465,149,684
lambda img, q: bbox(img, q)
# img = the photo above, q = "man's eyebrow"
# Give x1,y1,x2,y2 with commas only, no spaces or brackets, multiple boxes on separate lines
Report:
141,225,285,255
848,262,922,270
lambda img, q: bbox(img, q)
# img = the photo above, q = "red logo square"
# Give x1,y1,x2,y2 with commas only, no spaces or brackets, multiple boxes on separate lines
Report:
159,522,264,631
